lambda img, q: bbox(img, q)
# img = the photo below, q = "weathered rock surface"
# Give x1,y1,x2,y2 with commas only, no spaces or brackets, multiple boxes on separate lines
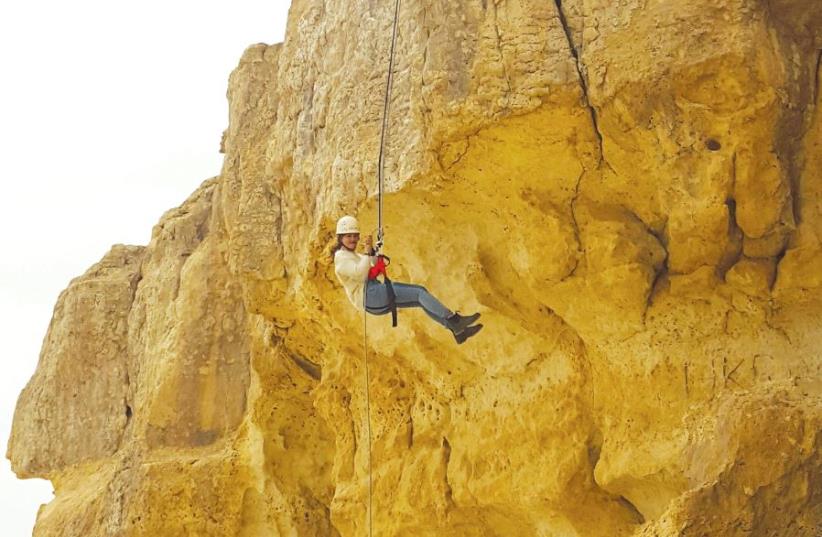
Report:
8,1,822,535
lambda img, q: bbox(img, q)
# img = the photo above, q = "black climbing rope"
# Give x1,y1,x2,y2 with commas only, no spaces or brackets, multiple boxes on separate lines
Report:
375,0,402,255
363,1,402,536
362,301,375,537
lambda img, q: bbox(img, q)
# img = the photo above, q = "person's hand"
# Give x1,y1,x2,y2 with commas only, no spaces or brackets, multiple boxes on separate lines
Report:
362,235,373,252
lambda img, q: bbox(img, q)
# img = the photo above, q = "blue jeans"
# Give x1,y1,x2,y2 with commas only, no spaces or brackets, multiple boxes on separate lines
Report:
365,280,453,329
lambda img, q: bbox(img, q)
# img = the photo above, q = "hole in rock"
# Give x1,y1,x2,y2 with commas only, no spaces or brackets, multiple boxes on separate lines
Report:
705,139,721,151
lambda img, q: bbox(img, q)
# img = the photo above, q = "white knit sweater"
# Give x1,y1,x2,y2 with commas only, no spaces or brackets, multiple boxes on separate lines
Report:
334,248,374,310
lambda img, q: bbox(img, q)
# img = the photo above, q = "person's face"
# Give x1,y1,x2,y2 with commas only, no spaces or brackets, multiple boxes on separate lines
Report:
341,233,359,250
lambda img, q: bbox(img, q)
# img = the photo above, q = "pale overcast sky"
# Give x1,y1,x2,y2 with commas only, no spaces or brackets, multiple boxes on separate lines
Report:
0,1,290,533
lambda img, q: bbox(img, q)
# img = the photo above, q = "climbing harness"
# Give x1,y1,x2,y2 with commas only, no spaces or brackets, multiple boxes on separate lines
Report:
362,1,402,536
368,255,397,327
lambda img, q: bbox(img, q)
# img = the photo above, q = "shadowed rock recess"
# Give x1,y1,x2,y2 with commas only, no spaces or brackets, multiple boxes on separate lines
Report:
7,1,822,535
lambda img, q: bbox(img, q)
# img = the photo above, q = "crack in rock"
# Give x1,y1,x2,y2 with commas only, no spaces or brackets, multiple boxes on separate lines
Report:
554,0,607,169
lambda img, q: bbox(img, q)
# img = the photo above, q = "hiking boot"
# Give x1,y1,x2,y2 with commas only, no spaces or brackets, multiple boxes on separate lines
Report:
446,312,481,335
454,323,483,344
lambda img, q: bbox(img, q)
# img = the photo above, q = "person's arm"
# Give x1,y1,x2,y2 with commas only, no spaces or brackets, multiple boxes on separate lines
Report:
335,252,373,280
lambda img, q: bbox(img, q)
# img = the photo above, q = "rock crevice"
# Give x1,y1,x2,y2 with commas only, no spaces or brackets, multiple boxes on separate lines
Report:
553,0,606,167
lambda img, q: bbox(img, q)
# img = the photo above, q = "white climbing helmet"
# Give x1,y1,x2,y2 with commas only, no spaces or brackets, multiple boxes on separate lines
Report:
336,215,360,235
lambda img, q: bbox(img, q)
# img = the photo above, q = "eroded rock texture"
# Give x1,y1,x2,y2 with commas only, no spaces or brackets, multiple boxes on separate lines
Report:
8,1,822,535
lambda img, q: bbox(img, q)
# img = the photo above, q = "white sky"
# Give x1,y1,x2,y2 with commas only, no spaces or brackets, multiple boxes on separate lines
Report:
0,1,290,533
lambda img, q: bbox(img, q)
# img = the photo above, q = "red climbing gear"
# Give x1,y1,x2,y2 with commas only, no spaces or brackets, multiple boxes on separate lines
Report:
367,255,389,280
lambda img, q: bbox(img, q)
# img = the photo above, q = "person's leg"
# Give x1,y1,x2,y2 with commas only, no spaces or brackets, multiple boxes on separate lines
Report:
390,282,453,329
368,280,483,342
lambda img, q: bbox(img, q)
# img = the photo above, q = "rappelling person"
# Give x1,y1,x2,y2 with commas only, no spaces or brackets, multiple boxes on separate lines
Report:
332,215,483,343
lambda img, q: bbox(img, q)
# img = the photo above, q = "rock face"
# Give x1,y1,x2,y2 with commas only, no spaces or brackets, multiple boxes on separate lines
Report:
8,1,822,535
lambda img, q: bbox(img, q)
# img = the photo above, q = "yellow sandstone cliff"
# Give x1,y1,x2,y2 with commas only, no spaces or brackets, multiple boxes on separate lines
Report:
7,1,822,535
